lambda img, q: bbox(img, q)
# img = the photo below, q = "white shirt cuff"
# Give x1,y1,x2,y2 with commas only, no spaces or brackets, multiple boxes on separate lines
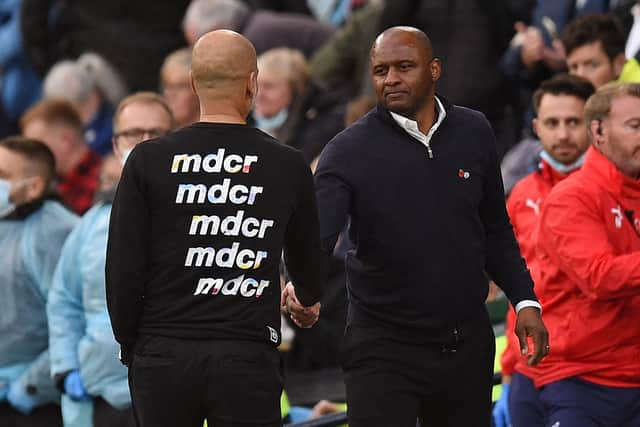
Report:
515,299,542,314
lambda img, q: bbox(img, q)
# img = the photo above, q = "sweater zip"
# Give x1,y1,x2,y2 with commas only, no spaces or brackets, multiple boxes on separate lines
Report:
426,143,434,159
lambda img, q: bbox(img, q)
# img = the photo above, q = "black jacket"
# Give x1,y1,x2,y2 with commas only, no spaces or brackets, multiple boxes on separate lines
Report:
315,99,536,343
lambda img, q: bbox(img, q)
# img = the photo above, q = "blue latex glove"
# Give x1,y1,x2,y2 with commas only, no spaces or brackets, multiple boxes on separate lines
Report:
7,382,38,414
492,382,511,427
64,371,91,401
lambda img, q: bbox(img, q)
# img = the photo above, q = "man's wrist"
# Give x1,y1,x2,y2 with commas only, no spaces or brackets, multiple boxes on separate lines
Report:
515,299,542,314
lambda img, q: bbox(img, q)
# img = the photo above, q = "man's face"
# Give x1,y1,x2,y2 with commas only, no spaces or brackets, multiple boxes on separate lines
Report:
567,41,619,88
162,64,199,128
370,33,438,117
0,146,41,205
255,70,292,118
113,102,173,161
596,94,640,178
533,94,589,165
98,155,122,192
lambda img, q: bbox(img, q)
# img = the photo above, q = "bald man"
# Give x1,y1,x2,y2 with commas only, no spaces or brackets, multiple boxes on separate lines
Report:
291,26,549,426
105,30,323,427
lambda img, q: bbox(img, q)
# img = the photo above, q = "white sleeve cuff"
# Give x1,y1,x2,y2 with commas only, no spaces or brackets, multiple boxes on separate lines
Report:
515,299,542,314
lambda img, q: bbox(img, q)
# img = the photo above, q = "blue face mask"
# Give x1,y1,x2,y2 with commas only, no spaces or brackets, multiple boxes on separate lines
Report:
253,109,289,134
0,178,16,218
540,150,585,174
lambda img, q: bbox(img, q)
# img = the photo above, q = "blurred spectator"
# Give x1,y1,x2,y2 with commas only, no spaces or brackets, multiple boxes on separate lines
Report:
532,82,640,426
244,0,311,15
502,12,633,193
20,0,190,93
253,48,345,164
21,99,100,215
501,0,610,97
44,53,128,155
160,48,200,129
309,0,384,98
494,74,594,427
0,137,77,426
563,14,627,88
182,0,334,57
306,0,353,28
47,93,174,427
379,0,535,159
0,0,41,136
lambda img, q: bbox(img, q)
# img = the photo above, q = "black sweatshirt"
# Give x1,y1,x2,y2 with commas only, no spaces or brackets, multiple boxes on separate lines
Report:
106,122,324,352
314,100,537,343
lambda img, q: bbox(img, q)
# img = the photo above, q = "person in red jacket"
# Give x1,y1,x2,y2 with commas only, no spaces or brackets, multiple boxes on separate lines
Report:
493,74,595,427
535,82,640,427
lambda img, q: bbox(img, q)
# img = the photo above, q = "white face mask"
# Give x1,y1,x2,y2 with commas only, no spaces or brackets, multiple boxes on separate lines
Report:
0,178,16,218
121,148,132,167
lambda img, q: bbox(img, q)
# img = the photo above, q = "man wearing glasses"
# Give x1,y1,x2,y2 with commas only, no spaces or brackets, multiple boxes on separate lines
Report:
47,92,174,427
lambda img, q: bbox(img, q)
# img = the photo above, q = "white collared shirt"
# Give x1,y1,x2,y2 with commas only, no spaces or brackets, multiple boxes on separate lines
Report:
389,97,542,314
389,96,446,158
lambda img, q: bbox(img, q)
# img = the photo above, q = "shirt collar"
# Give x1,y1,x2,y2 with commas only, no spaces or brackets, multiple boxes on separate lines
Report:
389,96,446,144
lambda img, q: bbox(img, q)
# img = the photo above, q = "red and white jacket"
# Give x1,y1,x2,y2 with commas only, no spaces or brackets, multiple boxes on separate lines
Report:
533,147,640,388
501,158,574,378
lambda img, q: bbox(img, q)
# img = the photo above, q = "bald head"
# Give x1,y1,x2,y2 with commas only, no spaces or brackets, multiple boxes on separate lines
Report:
371,26,433,61
192,30,257,94
369,26,440,119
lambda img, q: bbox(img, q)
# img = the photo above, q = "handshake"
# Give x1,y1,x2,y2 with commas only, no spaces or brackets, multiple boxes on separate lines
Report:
280,282,321,328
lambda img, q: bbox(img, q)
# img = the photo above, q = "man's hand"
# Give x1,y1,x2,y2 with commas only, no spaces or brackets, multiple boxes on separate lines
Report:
281,282,320,328
515,307,549,366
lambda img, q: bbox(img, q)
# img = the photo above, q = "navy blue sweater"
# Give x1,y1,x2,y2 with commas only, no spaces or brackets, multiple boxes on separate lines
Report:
315,100,536,342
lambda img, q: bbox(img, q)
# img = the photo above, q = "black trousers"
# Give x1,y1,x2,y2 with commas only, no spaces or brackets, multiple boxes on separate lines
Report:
129,335,283,427
0,402,63,427
93,397,135,427
341,314,495,427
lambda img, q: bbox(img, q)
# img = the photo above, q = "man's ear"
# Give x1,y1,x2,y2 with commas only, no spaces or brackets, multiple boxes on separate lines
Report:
248,70,258,99
589,120,604,146
532,118,539,138
430,58,442,82
24,175,46,202
613,52,626,78
190,71,197,96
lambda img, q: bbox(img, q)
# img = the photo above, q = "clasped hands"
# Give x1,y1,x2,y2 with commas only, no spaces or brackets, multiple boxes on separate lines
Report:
280,282,321,328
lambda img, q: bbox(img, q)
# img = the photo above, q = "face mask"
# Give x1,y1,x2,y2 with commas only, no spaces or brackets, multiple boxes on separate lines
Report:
0,178,16,218
121,149,132,166
94,185,118,204
253,109,289,133
540,150,585,174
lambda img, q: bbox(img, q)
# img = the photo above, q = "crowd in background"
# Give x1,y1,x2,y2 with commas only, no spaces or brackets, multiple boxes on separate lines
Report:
1,0,640,426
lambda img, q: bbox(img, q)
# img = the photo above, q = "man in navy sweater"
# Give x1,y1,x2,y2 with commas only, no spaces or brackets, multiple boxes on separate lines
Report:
286,26,550,426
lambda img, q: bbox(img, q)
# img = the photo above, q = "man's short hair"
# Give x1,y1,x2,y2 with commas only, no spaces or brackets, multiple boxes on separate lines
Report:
533,74,596,114
20,99,84,134
561,14,625,61
0,136,56,189
584,82,640,131
162,48,193,76
183,0,250,40
113,91,176,133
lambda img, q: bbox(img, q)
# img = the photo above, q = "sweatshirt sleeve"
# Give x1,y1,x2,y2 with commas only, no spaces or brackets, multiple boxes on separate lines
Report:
283,153,325,307
314,139,352,259
478,120,537,307
105,147,150,352
538,191,640,300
